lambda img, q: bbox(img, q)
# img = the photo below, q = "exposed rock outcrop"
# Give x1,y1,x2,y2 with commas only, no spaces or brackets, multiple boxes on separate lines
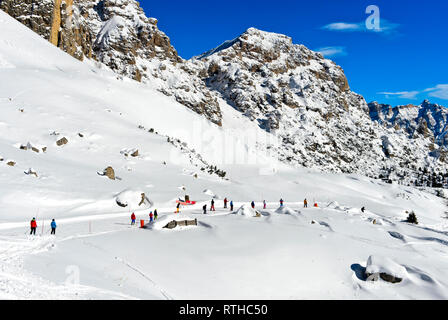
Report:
104,166,115,180
56,137,68,146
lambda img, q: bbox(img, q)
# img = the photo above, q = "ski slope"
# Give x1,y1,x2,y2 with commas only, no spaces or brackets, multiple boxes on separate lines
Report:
1,10,448,299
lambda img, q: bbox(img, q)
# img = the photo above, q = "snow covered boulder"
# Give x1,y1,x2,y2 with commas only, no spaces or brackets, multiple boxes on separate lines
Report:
275,206,297,215
115,189,151,209
24,168,38,177
365,255,407,283
326,201,342,210
203,189,217,198
234,204,259,218
19,142,43,153
120,148,139,157
148,213,197,230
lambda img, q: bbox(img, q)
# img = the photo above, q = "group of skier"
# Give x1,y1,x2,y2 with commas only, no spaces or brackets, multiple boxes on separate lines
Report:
29,217,57,236
30,198,366,234
131,209,159,225
203,197,234,214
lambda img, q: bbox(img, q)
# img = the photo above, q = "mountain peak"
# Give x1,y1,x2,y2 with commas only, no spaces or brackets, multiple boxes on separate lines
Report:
194,27,294,60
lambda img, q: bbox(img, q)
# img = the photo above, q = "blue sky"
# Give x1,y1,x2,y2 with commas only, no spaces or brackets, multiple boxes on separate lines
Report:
139,0,448,106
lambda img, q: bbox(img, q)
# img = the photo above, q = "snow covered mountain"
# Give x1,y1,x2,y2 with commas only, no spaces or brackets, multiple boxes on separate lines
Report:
187,28,448,183
1,6,448,300
369,100,448,158
1,0,447,185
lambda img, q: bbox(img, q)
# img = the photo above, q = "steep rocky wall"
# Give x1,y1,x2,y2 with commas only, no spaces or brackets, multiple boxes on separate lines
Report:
49,0,62,46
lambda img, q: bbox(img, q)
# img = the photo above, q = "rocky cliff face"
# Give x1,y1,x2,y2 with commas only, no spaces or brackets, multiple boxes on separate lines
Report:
190,28,352,131
0,0,92,60
369,100,448,159
0,0,222,125
187,28,448,181
1,1,447,185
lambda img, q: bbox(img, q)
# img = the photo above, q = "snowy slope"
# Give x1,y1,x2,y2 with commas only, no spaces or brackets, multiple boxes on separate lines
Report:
1,10,448,300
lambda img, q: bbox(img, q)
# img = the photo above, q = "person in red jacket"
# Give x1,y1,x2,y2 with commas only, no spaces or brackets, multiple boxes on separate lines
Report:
131,213,136,225
30,218,37,235
224,198,228,209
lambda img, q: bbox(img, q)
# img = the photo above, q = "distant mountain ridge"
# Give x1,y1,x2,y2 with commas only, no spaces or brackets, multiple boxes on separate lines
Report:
369,100,448,152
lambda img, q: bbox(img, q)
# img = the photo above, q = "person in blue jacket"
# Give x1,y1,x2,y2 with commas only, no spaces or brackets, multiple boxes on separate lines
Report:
51,219,57,235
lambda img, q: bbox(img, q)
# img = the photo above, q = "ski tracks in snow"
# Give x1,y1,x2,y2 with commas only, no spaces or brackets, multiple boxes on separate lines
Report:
114,256,174,300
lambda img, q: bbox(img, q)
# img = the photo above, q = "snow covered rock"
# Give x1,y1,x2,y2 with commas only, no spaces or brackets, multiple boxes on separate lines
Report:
234,204,259,218
120,148,139,157
365,255,407,283
103,166,115,180
115,189,150,209
148,213,197,230
275,206,296,215
24,168,38,177
19,142,43,153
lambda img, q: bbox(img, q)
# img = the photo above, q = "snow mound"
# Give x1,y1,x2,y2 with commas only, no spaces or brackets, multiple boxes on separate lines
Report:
0,53,14,69
149,213,196,231
203,189,220,199
115,189,151,209
368,217,384,225
366,255,407,280
326,201,341,209
234,204,258,218
275,206,297,215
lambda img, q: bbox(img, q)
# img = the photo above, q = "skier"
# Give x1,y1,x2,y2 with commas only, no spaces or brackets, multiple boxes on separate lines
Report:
251,201,255,209
176,202,180,213
30,218,37,235
304,199,308,208
280,199,284,207
314,202,318,208
131,212,136,225
263,200,267,209
211,199,215,211
203,204,207,215
149,211,154,223
230,201,234,211
50,219,57,235
224,198,228,209
361,207,366,213
154,209,158,220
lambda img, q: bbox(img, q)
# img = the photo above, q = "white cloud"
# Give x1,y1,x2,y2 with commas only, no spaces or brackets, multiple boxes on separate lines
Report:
315,46,347,58
425,84,448,100
322,19,399,34
378,91,420,99
322,22,362,31
379,84,448,101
